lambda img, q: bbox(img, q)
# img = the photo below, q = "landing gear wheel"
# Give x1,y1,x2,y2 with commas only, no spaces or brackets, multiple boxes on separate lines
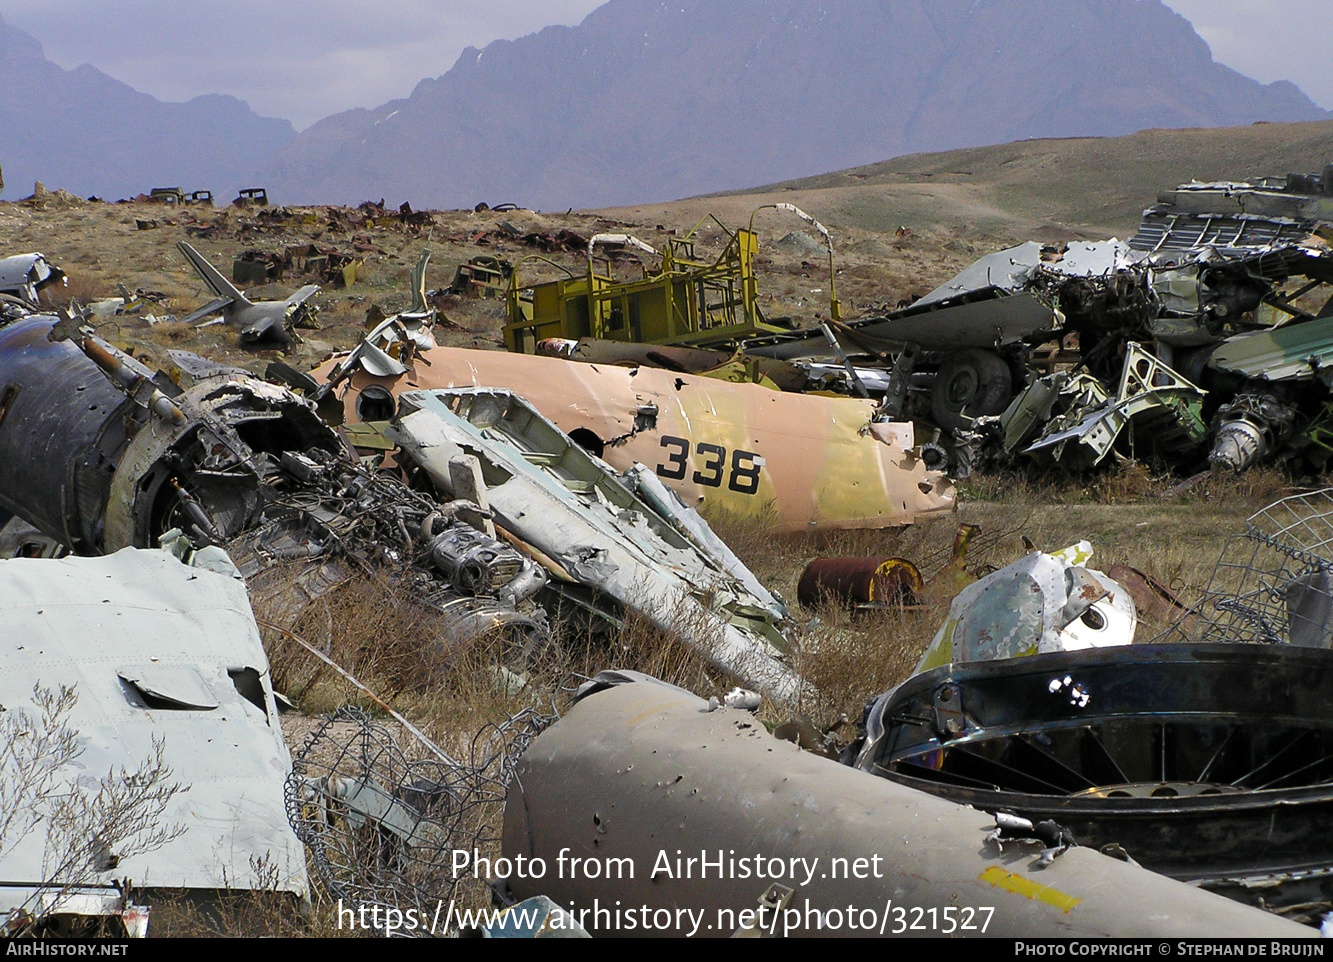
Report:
930,349,1012,431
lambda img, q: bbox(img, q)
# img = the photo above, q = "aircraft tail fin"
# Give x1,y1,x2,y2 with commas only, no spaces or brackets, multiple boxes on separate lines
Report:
177,242,248,305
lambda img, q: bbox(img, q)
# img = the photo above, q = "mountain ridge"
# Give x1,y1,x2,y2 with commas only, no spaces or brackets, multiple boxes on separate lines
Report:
0,13,295,201
260,0,1329,209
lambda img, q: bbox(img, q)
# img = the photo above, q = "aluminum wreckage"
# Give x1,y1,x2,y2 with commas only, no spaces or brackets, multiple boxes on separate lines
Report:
493,514,1333,934
0,302,807,932
746,168,1333,476
310,247,956,534
496,673,1314,938
835,490,1333,921
0,544,307,936
0,307,799,700
471,174,1333,478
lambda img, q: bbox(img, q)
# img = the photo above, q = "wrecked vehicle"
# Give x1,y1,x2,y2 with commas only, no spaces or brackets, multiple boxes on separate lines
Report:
315,340,955,533
0,311,548,660
0,310,798,700
501,205,838,353
177,241,319,343
0,545,307,936
498,673,1312,937
734,170,1333,475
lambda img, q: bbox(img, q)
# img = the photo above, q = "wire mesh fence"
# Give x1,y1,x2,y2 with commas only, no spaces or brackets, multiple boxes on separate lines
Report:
284,704,554,936
1195,488,1333,647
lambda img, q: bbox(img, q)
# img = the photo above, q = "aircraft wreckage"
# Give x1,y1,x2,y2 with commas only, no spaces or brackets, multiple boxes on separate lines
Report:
496,674,1313,937
483,173,1333,478
0,310,800,703
832,489,1333,921
314,340,954,533
308,230,954,533
267,503,1333,936
0,544,307,936
8,172,1333,935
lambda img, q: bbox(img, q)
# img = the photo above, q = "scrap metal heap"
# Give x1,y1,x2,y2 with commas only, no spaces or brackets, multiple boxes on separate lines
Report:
493,672,1312,937
385,387,803,703
314,309,956,535
895,169,1333,475
509,171,1333,478
0,309,549,658
0,305,799,702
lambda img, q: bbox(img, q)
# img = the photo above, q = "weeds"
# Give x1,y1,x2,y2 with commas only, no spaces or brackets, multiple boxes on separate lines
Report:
0,685,186,936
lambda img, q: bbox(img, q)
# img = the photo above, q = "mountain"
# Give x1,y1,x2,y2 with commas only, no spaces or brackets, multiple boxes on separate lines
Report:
260,0,1329,211
0,15,294,201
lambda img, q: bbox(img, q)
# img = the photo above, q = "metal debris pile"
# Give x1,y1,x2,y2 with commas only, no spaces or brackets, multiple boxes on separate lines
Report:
12,170,1333,938
467,170,1333,480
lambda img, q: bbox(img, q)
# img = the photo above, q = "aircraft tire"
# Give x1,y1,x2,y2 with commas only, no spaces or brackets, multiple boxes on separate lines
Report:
930,348,1012,431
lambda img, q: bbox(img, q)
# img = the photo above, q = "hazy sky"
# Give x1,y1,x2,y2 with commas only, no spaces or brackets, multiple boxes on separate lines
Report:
5,1,1331,130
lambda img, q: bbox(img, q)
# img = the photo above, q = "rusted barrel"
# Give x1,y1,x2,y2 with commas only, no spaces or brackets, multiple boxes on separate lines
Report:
797,556,923,608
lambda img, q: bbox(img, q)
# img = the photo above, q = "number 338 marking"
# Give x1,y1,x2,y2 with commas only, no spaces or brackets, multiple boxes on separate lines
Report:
656,435,762,494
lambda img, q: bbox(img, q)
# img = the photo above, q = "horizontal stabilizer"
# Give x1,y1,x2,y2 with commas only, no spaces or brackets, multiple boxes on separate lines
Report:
180,295,233,326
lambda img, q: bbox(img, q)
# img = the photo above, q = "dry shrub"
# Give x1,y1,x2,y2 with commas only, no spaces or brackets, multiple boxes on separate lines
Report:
593,608,724,695
145,888,324,939
38,273,105,309
1091,458,1158,503
137,320,198,345
1173,464,1299,509
791,595,948,730
257,568,480,711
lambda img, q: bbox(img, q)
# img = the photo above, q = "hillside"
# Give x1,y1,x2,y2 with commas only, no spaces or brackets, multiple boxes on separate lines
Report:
732,119,1333,238
0,15,295,202
7,120,1333,382
261,0,1328,211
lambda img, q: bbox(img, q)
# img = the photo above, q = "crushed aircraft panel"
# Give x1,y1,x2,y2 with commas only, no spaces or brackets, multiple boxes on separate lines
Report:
1022,342,1207,469
0,253,64,309
499,677,1311,937
914,540,1135,675
385,388,804,704
0,546,307,931
1207,314,1333,384
315,344,955,532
